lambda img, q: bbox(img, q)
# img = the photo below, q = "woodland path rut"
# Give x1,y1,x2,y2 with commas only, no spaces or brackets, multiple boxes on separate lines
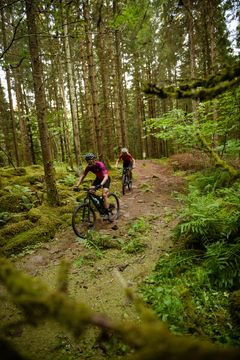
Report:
15,160,185,319
2,159,186,359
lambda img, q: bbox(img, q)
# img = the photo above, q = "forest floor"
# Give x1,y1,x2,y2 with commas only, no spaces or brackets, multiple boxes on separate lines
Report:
1,159,186,360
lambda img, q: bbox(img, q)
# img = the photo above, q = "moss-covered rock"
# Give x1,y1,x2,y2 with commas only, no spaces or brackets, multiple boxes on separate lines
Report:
0,167,27,177
27,207,43,222
0,194,28,213
58,204,74,215
16,174,44,186
1,221,60,256
0,220,34,247
0,203,73,256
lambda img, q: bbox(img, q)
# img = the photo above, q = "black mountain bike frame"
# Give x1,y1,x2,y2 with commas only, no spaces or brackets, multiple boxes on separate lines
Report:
72,188,119,238
122,167,132,195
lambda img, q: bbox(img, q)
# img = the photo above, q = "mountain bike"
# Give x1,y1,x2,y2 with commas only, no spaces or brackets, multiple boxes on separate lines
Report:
122,167,133,195
72,186,120,238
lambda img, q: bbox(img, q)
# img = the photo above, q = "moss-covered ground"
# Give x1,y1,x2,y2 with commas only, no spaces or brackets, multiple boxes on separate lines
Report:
0,160,239,359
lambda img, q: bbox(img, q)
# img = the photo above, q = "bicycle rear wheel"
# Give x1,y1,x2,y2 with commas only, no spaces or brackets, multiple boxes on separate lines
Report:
128,179,132,191
72,204,96,238
122,174,127,195
107,193,120,222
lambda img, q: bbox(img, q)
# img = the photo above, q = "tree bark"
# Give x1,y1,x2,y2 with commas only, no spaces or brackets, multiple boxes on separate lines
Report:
96,1,114,160
83,0,103,158
57,55,74,169
62,6,82,167
13,68,33,165
25,0,59,206
0,81,13,165
133,52,146,159
80,50,97,153
112,0,128,148
0,6,19,166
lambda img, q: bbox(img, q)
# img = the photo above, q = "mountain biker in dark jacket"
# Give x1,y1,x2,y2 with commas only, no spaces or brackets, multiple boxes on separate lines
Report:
115,148,135,180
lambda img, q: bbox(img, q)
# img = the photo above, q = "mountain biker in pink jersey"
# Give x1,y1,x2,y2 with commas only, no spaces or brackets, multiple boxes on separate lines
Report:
115,148,135,179
74,153,110,214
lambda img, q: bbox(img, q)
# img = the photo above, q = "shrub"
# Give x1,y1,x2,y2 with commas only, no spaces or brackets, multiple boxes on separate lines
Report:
169,151,211,172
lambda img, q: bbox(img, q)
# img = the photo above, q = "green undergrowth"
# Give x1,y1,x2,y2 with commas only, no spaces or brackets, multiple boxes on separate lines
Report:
139,167,240,348
0,204,73,257
0,162,124,258
73,216,151,257
0,165,81,257
172,169,240,291
139,249,240,347
121,216,150,253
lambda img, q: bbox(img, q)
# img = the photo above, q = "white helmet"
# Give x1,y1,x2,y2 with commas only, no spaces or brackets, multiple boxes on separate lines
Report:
121,147,128,153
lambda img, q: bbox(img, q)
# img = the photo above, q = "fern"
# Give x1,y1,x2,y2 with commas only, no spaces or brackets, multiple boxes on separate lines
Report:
147,249,201,281
204,241,240,290
191,169,232,193
174,189,223,246
174,182,240,248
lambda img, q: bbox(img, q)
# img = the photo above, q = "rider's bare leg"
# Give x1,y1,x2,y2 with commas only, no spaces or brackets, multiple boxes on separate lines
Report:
102,188,109,210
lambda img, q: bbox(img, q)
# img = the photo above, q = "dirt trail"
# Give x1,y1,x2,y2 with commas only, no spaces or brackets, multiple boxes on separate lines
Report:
16,160,185,313
7,160,185,359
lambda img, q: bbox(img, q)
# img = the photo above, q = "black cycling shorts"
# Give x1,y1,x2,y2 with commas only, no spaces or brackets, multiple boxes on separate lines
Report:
93,177,111,189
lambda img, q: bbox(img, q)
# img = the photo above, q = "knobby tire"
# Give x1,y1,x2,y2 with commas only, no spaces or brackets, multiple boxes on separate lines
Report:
122,174,127,195
72,204,96,238
122,171,132,195
128,179,132,191
107,193,120,222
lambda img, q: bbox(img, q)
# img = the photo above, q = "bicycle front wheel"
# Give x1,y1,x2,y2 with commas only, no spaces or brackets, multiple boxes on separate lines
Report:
72,204,96,238
107,193,120,222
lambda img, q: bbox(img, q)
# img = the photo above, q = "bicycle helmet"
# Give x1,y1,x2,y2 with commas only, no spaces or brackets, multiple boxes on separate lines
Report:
121,147,128,153
85,153,96,161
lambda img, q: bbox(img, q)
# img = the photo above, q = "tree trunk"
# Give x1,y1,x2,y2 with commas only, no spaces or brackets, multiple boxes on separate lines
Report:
23,90,36,165
133,53,147,159
62,8,82,167
58,61,74,169
96,3,114,160
79,52,97,153
25,0,59,206
14,68,33,165
0,81,13,166
83,0,103,158
112,0,128,148
0,6,19,166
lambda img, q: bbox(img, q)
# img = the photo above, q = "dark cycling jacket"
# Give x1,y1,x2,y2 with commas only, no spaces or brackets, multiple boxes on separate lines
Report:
118,153,134,167
83,161,109,181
